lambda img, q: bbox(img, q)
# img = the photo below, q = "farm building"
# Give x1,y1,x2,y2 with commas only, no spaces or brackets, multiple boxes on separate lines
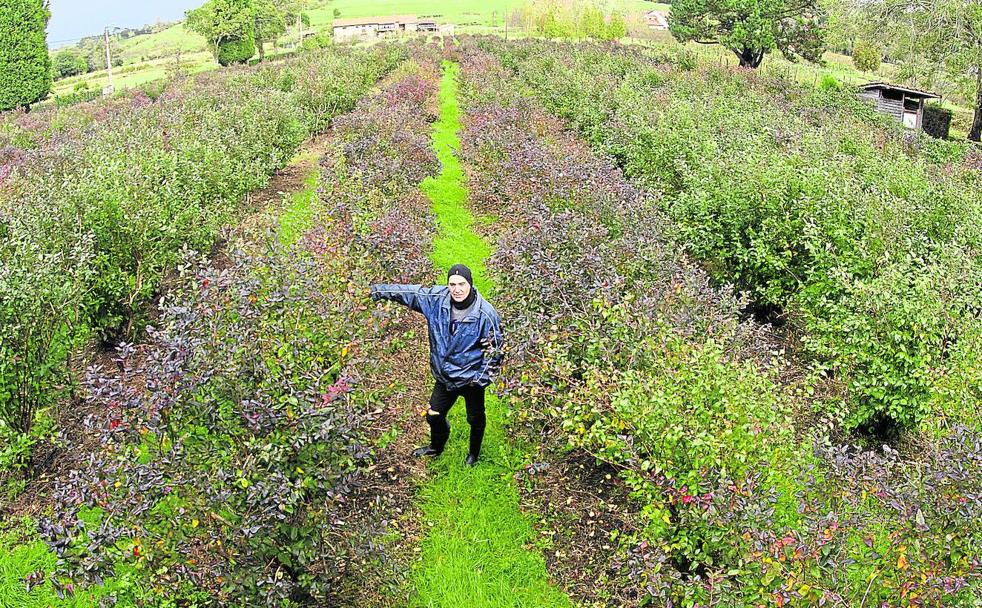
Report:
332,15,418,41
857,82,939,130
332,15,454,41
421,20,455,36
644,10,669,30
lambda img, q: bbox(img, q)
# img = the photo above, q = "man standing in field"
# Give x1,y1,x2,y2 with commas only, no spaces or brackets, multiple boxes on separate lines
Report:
370,264,503,466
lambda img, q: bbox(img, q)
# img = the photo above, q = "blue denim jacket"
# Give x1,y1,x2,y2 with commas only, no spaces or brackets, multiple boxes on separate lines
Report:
370,284,503,390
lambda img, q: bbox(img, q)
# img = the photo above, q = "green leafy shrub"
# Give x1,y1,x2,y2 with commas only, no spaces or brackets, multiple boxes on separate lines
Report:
39,58,442,604
458,39,982,605
852,39,881,73
217,33,255,65
0,45,403,485
817,73,843,91
489,38,982,433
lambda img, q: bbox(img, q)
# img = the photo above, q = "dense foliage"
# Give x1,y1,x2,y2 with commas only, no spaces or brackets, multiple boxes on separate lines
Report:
861,0,982,141
483,38,982,436
514,0,629,41
669,0,827,67
0,46,402,478
851,38,881,72
186,0,258,65
51,48,89,80
38,57,442,605
252,0,288,61
0,0,52,111
456,39,982,605
218,32,257,66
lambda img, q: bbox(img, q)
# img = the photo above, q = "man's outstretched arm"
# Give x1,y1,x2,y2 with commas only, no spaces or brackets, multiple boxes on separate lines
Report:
369,284,427,313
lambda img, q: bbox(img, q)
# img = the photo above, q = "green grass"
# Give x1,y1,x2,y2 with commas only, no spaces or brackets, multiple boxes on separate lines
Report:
119,24,208,63
0,519,112,608
51,51,215,96
278,165,321,247
409,60,573,608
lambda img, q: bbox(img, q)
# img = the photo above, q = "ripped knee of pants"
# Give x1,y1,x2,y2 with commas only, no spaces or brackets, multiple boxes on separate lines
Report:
426,409,444,424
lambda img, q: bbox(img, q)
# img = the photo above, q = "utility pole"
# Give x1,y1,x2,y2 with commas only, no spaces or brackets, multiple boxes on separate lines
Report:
297,0,304,48
104,27,115,94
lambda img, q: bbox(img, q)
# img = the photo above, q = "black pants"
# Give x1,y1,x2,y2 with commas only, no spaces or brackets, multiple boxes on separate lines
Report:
426,382,486,456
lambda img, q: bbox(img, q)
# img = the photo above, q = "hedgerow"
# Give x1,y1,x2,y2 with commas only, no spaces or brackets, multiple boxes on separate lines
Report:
37,56,442,605
456,40,982,605
481,37,982,436
0,46,404,477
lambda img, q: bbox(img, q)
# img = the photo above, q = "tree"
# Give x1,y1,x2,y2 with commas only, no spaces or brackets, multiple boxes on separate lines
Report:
670,0,827,68
52,48,88,79
186,0,256,66
217,32,256,65
0,0,52,111
253,0,287,61
864,0,982,141
580,5,606,39
603,11,628,40
79,36,121,72
852,38,881,72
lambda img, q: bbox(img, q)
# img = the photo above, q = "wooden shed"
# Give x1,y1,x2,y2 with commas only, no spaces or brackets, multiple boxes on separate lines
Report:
857,82,940,130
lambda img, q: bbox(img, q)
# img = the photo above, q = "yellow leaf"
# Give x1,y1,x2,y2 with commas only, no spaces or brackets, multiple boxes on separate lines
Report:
898,554,908,570
341,347,349,357
191,518,199,529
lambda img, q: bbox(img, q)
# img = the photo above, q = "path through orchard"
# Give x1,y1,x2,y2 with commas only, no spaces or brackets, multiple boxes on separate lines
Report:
406,61,574,608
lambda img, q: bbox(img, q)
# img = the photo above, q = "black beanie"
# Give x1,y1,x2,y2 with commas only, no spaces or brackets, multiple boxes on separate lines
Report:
448,264,476,310
447,264,473,286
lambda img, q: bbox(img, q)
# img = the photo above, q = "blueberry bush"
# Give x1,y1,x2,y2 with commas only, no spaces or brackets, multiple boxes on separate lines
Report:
481,37,982,435
34,54,443,605
455,39,982,605
0,46,404,481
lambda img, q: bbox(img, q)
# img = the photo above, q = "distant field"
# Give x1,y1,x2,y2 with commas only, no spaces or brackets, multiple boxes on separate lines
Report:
307,0,663,27
52,51,214,96
51,0,667,95
119,23,208,63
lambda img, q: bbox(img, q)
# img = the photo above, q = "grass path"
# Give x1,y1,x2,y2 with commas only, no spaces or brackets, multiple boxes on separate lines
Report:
408,60,574,608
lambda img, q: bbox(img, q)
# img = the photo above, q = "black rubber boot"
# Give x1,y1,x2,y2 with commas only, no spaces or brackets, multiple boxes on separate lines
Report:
413,445,441,458
465,453,479,466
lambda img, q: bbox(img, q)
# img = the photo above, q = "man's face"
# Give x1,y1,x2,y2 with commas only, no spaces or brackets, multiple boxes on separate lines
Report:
448,275,471,303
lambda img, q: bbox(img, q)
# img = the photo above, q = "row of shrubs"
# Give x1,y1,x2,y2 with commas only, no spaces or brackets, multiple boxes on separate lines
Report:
38,54,443,605
454,40,982,606
479,37,982,438
0,46,405,477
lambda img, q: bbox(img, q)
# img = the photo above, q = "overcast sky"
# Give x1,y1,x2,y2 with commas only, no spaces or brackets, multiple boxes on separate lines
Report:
47,0,202,46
